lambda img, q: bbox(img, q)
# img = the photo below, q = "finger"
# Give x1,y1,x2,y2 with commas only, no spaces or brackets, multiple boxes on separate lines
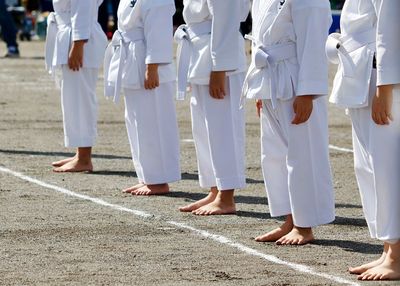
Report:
388,112,394,122
383,112,390,125
292,114,300,125
373,112,384,125
302,110,312,123
144,81,149,90
155,80,160,88
211,88,220,99
377,112,386,125
220,85,226,97
217,88,224,99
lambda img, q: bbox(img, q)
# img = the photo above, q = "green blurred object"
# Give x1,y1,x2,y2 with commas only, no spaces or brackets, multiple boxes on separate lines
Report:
35,13,46,39
330,0,345,10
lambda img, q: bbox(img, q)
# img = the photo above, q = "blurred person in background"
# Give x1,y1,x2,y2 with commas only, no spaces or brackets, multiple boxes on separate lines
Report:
0,0,20,57
98,0,119,37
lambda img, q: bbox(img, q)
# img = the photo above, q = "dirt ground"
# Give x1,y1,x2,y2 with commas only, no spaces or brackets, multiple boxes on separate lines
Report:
0,42,397,286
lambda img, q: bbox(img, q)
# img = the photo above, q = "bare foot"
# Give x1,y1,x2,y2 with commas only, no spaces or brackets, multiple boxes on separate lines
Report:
179,188,218,212
358,258,400,281
276,226,314,245
53,157,93,173
122,183,145,193
52,156,75,167
349,249,387,275
192,190,236,216
255,215,293,242
358,242,400,281
132,184,169,196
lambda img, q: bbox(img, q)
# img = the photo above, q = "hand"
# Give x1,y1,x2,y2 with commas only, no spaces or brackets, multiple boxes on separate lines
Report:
372,85,394,125
256,99,262,117
68,40,85,71
144,64,159,90
209,71,226,99
292,95,314,125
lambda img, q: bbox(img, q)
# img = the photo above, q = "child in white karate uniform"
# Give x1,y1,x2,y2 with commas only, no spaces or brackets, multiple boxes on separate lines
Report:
45,0,108,172
175,0,250,215
244,0,335,244
327,0,400,280
104,0,181,195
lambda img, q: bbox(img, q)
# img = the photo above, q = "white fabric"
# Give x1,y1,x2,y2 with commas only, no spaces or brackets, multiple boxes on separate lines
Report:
190,73,246,191
124,82,181,184
242,40,297,108
260,96,335,227
349,81,400,241
332,0,400,242
104,0,176,102
244,0,331,101
174,20,212,100
45,0,108,74
181,0,250,84
60,66,99,148
327,0,377,108
374,0,400,86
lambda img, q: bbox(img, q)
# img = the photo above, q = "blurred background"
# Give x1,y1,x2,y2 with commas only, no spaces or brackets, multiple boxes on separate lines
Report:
1,0,345,43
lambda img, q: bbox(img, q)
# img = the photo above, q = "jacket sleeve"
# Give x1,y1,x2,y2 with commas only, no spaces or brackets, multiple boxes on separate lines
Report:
375,0,400,86
70,0,96,41
207,0,241,71
143,3,175,64
292,0,332,96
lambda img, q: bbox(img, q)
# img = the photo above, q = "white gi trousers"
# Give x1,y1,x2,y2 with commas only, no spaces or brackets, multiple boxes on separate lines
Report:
190,73,246,191
124,82,181,185
61,66,99,148
349,72,400,242
260,96,335,227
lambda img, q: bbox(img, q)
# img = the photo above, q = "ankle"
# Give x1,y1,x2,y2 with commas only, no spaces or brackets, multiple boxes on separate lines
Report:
293,226,313,234
216,190,235,203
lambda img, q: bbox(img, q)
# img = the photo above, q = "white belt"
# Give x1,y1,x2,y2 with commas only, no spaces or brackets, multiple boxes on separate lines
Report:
241,36,297,109
104,29,145,103
326,29,376,77
174,20,212,100
45,12,72,74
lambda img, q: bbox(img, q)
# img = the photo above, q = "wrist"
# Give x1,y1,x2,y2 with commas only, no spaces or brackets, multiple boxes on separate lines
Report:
297,95,314,101
147,64,159,71
73,40,86,47
377,85,393,95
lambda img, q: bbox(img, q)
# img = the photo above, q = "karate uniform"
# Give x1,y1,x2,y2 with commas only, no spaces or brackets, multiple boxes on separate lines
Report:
45,0,108,148
244,0,335,227
175,0,250,191
328,0,400,242
104,0,181,184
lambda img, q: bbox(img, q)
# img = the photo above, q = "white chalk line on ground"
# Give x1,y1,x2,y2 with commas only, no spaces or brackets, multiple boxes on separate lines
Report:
182,138,354,154
329,145,354,153
0,165,359,286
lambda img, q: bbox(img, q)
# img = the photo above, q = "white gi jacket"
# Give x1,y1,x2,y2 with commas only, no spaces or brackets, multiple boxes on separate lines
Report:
243,0,331,108
104,0,176,103
374,0,400,87
327,0,400,108
45,0,108,74
176,0,250,89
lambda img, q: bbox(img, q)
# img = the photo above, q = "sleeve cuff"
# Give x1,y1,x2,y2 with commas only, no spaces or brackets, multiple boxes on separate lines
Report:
296,80,328,96
211,57,238,72
145,53,172,65
377,67,400,86
72,30,90,42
